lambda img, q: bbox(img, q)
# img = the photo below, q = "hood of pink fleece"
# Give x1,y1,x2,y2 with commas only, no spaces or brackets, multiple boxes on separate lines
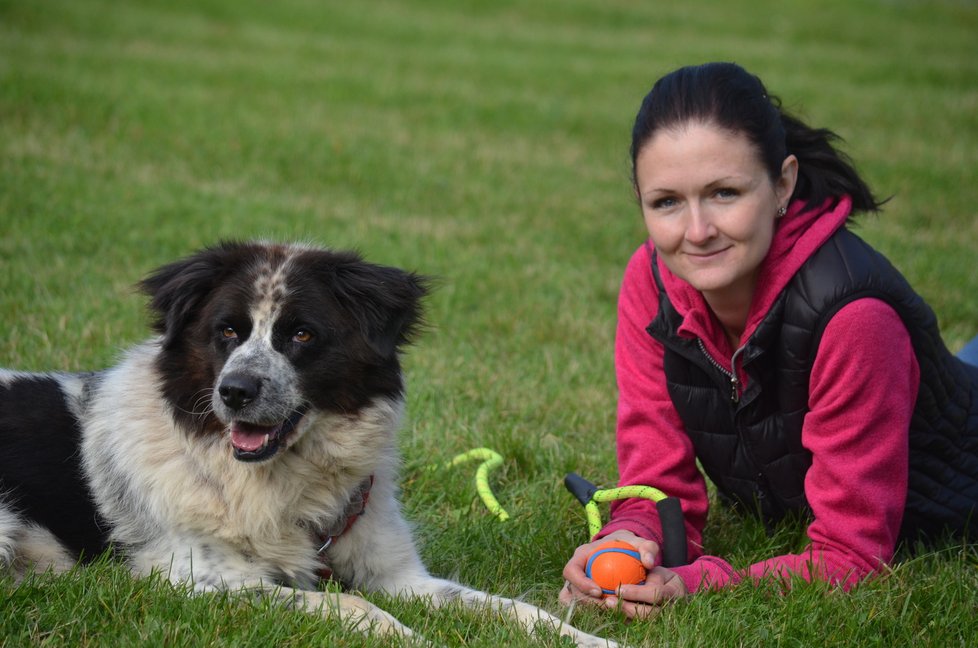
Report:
656,196,854,361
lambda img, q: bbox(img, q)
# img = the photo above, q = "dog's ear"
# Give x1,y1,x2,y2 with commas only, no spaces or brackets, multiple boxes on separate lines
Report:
139,242,241,348
330,258,431,359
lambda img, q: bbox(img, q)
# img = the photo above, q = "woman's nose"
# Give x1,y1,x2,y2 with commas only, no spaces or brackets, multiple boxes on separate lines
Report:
685,203,717,244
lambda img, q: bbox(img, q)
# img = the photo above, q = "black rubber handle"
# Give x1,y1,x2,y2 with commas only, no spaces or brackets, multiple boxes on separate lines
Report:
656,497,688,567
563,472,598,507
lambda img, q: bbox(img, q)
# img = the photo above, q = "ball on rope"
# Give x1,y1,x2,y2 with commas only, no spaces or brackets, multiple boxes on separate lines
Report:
585,540,646,595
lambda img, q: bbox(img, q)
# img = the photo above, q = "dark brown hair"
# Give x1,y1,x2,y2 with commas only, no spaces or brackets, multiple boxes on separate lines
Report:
630,62,882,213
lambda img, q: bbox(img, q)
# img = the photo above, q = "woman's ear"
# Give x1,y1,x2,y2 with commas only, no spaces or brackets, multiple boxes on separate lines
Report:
776,154,799,208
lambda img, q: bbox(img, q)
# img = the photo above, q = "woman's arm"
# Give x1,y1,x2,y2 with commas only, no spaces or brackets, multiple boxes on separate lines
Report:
562,245,708,607
598,244,709,560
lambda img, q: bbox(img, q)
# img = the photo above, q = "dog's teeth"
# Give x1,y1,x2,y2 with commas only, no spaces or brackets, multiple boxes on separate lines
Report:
260,434,269,449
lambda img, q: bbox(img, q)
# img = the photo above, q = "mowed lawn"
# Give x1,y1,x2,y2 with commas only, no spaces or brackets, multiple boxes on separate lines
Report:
2,0,977,646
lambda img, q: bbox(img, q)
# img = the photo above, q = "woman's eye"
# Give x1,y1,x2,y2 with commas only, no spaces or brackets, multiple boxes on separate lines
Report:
293,330,314,344
715,187,739,199
651,197,677,210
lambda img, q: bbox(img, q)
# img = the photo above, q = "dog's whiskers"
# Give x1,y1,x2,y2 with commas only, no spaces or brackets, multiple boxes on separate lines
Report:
173,388,216,420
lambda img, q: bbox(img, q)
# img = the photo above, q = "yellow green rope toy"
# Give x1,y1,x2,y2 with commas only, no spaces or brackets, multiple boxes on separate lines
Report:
564,472,688,567
439,447,510,521
581,484,669,538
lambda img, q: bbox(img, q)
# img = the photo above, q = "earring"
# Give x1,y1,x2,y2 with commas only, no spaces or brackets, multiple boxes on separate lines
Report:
776,206,787,218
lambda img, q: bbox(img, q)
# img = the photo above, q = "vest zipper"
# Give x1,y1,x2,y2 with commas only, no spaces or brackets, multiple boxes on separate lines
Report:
696,338,743,404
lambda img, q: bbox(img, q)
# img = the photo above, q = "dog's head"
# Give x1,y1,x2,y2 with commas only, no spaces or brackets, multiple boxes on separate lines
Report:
140,241,429,462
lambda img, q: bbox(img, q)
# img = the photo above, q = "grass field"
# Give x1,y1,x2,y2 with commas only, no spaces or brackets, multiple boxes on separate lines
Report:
2,0,978,645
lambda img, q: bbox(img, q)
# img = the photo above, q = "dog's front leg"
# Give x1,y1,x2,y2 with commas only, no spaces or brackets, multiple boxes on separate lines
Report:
200,571,427,642
265,585,425,643
328,490,618,647
137,541,426,644
401,577,619,648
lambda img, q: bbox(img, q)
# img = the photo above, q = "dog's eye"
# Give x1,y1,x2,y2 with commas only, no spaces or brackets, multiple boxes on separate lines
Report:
293,330,314,344
221,327,238,340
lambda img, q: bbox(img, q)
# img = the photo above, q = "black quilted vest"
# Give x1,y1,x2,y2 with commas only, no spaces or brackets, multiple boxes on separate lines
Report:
646,227,978,541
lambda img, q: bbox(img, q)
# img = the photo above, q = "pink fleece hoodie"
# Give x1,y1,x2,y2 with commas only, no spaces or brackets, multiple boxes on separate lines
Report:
600,196,919,593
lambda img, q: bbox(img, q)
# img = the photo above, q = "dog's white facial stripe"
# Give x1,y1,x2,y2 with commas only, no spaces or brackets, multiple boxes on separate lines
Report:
249,258,292,343
212,254,304,427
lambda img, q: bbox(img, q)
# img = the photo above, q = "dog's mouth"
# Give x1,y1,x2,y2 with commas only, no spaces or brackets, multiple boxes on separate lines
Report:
230,409,306,462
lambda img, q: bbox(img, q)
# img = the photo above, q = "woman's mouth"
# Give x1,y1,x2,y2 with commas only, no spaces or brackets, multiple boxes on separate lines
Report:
685,246,731,263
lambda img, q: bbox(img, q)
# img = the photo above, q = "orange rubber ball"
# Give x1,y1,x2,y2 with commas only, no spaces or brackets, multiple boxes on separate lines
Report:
585,540,646,595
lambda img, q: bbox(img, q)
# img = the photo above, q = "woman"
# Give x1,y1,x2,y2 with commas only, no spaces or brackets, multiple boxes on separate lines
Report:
560,62,978,618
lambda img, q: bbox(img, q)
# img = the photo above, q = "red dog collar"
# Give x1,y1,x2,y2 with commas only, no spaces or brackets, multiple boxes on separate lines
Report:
313,475,374,581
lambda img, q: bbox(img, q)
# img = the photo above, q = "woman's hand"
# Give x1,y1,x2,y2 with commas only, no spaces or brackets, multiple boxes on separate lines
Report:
559,530,662,608
603,565,688,618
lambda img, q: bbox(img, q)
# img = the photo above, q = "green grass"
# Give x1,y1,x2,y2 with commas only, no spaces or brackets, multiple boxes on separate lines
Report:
2,0,977,645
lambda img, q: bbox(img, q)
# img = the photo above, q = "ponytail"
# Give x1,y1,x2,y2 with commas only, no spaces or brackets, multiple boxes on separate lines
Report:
779,110,883,213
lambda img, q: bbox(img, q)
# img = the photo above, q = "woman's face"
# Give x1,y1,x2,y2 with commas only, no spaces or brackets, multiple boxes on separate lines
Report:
634,122,797,308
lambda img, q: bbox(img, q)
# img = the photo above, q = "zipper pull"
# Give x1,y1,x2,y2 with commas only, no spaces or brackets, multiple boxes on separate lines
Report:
729,344,745,404
695,338,743,405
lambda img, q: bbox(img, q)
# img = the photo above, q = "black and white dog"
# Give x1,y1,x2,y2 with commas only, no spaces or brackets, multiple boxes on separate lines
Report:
0,242,612,646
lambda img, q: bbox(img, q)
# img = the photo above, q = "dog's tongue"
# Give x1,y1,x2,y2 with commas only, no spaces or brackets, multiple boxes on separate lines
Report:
230,422,279,452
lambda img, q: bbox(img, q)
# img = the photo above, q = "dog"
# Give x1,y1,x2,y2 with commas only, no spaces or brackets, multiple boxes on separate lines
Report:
0,241,613,646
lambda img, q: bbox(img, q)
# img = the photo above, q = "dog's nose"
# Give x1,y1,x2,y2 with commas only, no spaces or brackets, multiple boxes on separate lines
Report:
218,374,261,410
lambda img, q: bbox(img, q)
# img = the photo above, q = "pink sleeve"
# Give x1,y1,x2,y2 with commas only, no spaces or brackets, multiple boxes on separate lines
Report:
597,245,709,562
670,298,917,593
